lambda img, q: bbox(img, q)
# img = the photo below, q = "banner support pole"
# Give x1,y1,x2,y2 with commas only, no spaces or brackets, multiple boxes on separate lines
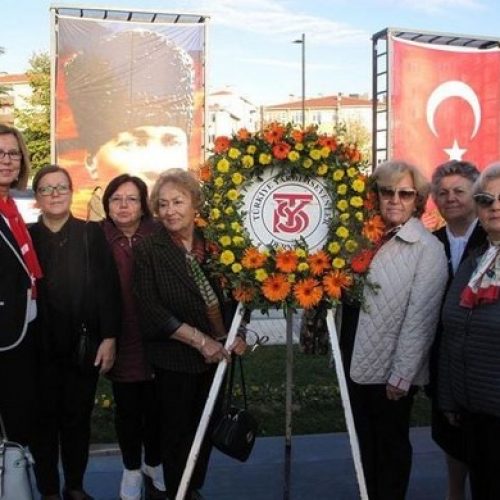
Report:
283,307,294,500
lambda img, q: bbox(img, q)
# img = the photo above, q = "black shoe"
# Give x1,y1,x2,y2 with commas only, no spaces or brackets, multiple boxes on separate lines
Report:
143,474,168,500
62,489,94,500
190,490,205,500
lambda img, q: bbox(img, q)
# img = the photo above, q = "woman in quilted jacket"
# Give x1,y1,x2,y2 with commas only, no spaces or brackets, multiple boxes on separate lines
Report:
340,160,448,500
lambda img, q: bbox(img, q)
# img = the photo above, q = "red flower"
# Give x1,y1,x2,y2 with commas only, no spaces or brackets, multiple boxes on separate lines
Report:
351,249,375,274
272,142,291,160
318,135,337,151
214,136,231,154
263,123,285,144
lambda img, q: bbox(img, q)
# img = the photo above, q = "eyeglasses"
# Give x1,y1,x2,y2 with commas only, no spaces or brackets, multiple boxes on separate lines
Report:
109,195,140,205
37,184,71,196
473,192,500,208
378,186,417,201
0,150,22,161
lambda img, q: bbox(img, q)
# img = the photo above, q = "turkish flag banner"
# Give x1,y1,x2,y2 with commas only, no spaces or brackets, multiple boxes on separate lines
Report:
390,36,500,178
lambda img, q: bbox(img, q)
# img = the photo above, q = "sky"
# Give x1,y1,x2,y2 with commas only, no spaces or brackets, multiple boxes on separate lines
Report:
2,0,500,105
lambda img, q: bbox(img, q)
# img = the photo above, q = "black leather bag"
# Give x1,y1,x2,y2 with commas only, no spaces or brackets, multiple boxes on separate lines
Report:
211,356,257,462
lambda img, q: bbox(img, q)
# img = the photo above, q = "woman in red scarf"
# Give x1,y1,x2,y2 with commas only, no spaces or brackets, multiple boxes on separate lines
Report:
0,124,41,446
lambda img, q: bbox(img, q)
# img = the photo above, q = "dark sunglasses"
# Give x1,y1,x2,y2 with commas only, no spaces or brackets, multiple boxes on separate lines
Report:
473,192,500,208
378,186,417,201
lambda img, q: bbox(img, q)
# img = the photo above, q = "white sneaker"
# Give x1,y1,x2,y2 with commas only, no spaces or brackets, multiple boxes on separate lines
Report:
142,463,166,492
120,468,143,500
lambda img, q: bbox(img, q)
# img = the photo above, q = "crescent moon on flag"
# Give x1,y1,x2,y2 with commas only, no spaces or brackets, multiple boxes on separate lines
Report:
426,81,481,138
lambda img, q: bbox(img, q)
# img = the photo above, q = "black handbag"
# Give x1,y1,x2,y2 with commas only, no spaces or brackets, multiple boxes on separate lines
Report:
73,226,99,374
211,356,258,462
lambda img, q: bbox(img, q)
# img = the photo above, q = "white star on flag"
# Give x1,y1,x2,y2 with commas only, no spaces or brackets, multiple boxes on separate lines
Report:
444,139,467,160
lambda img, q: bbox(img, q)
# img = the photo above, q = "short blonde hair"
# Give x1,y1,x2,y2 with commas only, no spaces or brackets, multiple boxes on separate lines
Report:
149,168,202,215
371,160,430,217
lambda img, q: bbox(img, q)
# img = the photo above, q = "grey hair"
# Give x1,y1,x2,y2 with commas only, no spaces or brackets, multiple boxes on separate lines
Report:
431,160,480,194
473,162,500,195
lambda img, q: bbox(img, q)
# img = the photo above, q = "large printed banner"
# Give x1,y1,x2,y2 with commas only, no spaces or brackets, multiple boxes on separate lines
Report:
54,15,205,218
391,36,500,179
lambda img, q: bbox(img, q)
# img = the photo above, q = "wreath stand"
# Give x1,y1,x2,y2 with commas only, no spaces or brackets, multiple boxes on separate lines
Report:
176,302,368,500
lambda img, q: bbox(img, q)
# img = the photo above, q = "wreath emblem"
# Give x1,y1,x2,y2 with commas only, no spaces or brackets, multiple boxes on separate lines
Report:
199,123,384,311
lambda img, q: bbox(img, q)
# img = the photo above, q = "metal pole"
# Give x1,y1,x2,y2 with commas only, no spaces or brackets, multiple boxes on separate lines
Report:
283,307,294,500
301,33,305,129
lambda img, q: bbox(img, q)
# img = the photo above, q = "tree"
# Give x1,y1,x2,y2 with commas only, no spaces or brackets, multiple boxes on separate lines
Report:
0,47,11,98
335,117,372,168
15,52,51,173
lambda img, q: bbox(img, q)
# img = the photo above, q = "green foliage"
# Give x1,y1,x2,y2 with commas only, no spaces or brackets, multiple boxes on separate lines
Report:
15,52,51,173
0,47,11,97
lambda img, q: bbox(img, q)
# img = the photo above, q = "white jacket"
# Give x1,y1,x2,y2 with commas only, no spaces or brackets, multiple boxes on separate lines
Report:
350,217,448,391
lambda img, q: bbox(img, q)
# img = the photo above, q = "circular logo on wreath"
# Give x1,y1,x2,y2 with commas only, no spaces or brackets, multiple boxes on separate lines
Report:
243,169,333,251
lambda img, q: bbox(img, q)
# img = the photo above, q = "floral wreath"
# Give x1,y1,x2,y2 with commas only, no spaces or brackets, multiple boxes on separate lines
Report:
199,122,384,311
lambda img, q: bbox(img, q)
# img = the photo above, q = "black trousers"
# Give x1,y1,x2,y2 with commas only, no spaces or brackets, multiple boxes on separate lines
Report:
31,360,98,495
0,324,37,446
348,381,416,500
154,367,219,498
112,380,162,470
462,411,500,500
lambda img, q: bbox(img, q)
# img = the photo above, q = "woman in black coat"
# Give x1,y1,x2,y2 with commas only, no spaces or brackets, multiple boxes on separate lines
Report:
29,165,121,500
134,168,247,500
0,124,40,447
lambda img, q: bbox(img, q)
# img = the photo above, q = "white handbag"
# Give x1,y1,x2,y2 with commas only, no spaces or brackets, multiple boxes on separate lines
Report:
0,414,34,500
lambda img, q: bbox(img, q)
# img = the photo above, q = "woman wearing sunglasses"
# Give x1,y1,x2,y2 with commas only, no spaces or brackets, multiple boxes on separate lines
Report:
340,160,448,500
439,162,500,499
29,165,121,500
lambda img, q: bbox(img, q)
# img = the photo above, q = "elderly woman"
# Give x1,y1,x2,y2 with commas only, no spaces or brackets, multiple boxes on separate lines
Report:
0,124,41,447
340,160,448,500
133,168,247,500
439,162,500,500
100,174,164,500
29,165,121,500
429,160,486,500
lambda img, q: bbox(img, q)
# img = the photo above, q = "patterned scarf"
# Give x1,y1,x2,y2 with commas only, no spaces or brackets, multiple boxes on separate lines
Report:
0,196,43,298
460,242,500,308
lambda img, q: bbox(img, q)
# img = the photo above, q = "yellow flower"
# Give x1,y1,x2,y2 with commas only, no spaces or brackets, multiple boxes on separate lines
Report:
337,199,349,211
242,155,254,168
297,262,309,272
288,150,300,162
333,169,345,181
332,257,346,269
355,211,364,221
247,145,257,154
352,179,365,193
328,241,341,254
255,268,269,282
217,223,226,230
339,213,350,224
101,399,111,409
214,177,224,187
309,149,321,160
347,167,357,178
228,147,241,159
350,196,364,208
336,226,349,239
317,164,328,176
232,172,244,185
345,240,359,253
337,184,348,195
219,235,232,247
220,250,235,265
213,193,222,203
295,248,306,258
295,143,304,151
232,236,245,246
210,208,221,220
231,221,242,231
303,158,313,169
320,146,330,158
227,189,239,201
225,206,234,215
217,158,230,173
288,273,296,283
231,263,242,273
259,153,272,165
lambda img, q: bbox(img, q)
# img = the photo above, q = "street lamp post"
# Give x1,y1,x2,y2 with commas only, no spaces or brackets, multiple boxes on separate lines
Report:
293,33,306,129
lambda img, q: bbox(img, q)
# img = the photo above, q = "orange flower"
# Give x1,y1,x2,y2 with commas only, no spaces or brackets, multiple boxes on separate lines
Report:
348,146,361,162
262,274,291,302
318,135,337,151
237,128,251,141
241,247,268,269
214,136,231,154
198,163,212,182
362,215,385,243
272,142,291,160
275,249,298,273
194,216,208,228
263,123,285,144
293,278,323,309
291,129,304,143
323,271,353,299
307,250,331,275
233,286,255,303
351,249,375,274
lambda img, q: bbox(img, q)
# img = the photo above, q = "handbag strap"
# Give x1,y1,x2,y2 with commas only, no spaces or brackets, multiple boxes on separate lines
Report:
224,355,248,410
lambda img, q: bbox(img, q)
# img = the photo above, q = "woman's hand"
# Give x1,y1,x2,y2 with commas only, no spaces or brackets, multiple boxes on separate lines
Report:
386,383,407,401
444,411,461,427
198,335,231,364
229,336,247,356
95,338,116,374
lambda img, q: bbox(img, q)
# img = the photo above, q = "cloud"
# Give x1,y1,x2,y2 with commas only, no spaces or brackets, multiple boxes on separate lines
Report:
194,0,368,45
382,0,485,14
